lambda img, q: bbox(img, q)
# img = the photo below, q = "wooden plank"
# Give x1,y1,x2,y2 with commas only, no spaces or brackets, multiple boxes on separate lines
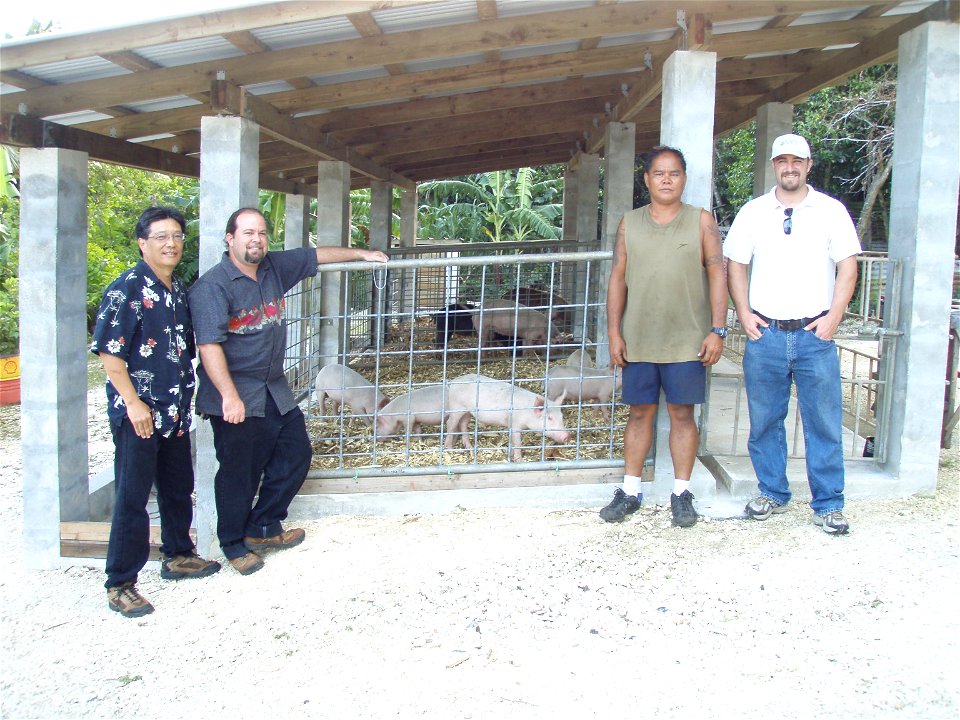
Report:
1,1,444,70
60,522,197,560
0,112,305,195
210,79,414,189
301,466,619,494
714,0,958,136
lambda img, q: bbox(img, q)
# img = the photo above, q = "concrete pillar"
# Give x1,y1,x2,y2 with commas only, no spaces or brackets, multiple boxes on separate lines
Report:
660,50,717,210
398,186,417,319
574,154,600,341
370,181,393,345
753,102,794,197
198,116,260,274
284,194,312,391
595,124,635,369
656,49,718,496
19,148,90,569
560,165,579,328
316,161,352,367
196,115,260,558
883,21,960,493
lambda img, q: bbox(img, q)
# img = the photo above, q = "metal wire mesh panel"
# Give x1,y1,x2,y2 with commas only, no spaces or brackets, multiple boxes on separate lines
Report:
304,250,618,479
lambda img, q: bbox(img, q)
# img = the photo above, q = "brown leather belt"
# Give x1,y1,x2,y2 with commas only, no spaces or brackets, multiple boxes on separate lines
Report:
753,310,827,331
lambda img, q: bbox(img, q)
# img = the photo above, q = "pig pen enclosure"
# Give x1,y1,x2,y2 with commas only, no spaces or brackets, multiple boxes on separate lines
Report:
283,242,626,493
279,244,900,497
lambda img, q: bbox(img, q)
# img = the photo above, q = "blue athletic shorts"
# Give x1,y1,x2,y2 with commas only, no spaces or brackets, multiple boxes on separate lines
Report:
621,360,706,405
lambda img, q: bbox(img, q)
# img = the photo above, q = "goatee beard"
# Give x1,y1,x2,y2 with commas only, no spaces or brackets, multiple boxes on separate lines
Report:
244,251,264,264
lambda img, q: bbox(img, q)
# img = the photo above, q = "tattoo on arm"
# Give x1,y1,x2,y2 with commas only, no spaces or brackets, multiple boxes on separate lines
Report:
704,251,724,267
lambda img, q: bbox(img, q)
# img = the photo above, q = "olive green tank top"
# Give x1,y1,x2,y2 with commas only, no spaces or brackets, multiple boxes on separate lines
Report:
621,203,711,363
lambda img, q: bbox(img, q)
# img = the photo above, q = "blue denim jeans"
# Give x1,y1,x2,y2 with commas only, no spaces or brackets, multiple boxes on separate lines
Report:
743,325,845,515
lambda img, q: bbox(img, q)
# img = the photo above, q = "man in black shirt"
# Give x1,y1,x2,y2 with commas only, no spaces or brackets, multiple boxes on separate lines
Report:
91,206,220,618
191,207,387,575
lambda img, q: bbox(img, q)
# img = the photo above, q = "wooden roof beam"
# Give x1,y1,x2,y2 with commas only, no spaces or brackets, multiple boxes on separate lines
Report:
0,1,445,70
210,78,414,190
715,0,959,136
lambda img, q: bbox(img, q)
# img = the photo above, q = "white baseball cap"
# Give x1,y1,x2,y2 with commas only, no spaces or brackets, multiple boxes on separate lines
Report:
770,133,811,160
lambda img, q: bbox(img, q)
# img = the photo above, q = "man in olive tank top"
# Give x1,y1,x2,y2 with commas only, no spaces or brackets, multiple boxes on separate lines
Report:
600,146,728,527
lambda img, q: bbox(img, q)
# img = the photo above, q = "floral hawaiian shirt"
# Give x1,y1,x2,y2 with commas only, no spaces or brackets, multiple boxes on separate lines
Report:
90,259,196,437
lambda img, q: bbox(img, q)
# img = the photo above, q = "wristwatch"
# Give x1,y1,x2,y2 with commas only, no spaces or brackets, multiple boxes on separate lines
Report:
711,326,728,338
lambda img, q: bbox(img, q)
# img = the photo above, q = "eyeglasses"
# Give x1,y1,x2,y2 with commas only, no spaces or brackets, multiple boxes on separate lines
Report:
146,232,185,244
783,208,794,235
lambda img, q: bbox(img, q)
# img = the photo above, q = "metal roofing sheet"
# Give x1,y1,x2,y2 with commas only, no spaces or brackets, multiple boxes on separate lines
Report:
251,16,360,50
373,0,478,33
135,37,246,67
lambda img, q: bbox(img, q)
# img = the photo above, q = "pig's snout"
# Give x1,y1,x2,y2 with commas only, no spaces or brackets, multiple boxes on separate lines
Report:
550,430,571,444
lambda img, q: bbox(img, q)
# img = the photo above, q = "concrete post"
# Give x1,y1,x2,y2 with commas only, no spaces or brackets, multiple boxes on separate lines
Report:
370,181,393,345
560,165,579,332
660,50,717,210
316,161,352,367
595,124,635,369
196,115,260,559
574,154,600,342
398,186,417,319
198,116,260,274
655,49,718,497
19,148,90,569
883,21,960,493
285,194,312,392
753,103,794,198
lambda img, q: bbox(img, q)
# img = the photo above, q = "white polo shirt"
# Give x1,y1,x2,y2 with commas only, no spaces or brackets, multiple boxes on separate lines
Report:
723,185,861,320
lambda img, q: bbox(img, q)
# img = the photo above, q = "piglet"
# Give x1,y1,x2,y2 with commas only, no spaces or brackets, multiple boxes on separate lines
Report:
314,363,389,427
565,348,595,370
445,373,570,461
545,365,621,420
376,385,449,438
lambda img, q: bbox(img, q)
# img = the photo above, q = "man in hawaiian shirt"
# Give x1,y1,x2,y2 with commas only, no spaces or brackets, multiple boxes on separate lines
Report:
91,206,220,618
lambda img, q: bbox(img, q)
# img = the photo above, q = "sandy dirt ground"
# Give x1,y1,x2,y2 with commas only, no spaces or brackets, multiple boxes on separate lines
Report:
1,388,958,719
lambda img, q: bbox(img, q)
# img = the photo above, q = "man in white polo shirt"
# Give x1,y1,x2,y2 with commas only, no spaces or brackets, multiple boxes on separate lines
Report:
724,133,861,534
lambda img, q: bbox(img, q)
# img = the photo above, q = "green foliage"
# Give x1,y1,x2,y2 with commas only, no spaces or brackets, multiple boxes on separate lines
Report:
418,166,564,244
0,193,20,355
0,277,19,355
84,163,198,328
713,126,756,226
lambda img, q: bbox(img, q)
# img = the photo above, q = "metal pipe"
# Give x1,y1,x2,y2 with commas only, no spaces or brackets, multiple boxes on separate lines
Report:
306,457,624,480
316,251,612,274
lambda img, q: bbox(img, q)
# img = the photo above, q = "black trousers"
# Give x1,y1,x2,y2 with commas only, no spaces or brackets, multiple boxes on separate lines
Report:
105,419,195,589
209,395,312,560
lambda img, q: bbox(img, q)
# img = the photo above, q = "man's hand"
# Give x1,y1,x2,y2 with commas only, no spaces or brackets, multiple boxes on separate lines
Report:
807,312,841,341
740,311,768,341
609,334,628,369
222,395,246,424
126,398,155,439
698,333,723,366
359,249,389,263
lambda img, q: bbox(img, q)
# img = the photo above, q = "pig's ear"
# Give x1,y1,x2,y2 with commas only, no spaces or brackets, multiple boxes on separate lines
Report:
556,391,567,405
379,396,391,409
534,396,545,408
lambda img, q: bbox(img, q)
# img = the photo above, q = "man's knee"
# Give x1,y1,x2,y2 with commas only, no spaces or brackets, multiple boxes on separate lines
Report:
666,403,696,421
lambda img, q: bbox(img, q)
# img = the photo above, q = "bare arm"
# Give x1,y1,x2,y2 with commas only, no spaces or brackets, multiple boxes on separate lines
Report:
727,260,766,340
316,247,388,265
698,210,727,366
99,353,155,438
197,343,246,424
606,218,629,368
807,255,858,340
